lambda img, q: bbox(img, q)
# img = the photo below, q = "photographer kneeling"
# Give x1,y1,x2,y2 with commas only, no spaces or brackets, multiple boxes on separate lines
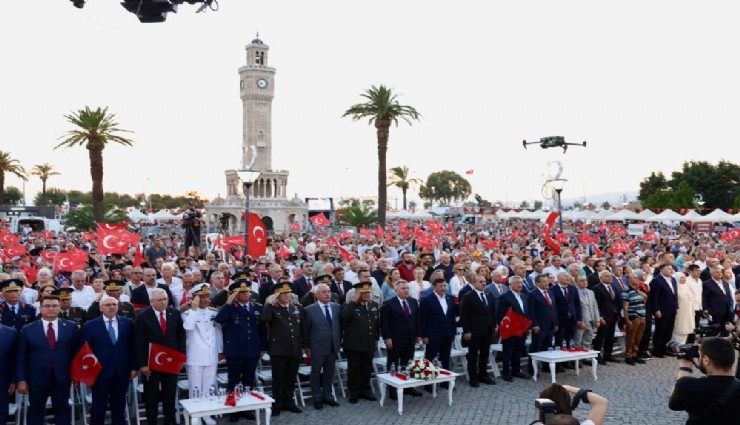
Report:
534,383,608,425
668,337,740,424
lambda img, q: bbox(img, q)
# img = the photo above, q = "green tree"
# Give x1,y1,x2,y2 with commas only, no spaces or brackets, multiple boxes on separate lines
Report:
339,198,376,210
31,163,60,205
33,187,67,206
2,186,23,205
62,204,129,232
601,201,611,209
638,171,668,202
337,205,378,228
55,106,134,223
388,166,422,210
0,151,27,205
733,195,740,210
533,200,544,210
343,85,420,226
419,171,472,205
642,190,673,210
669,160,740,209
520,200,530,208
669,181,695,210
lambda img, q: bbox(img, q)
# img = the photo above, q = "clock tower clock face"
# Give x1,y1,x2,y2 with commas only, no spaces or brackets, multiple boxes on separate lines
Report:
257,78,268,89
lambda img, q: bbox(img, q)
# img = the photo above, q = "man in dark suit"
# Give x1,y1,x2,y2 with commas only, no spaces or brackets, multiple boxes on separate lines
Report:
529,275,558,372
291,262,314,300
134,288,186,425
485,271,509,302
380,280,422,398
512,264,535,292
587,260,607,289
496,276,531,382
0,323,17,425
261,281,307,415
81,297,137,425
0,278,36,331
592,271,621,364
303,283,341,409
130,268,175,308
702,267,734,330
420,277,457,371
258,264,283,304
549,271,583,350
341,274,380,404
460,274,497,387
582,257,597,277
16,294,79,425
330,268,353,305
650,264,679,358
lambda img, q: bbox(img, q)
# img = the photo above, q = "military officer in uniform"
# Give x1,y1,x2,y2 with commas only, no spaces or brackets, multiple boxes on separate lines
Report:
0,279,36,331
0,322,17,425
214,275,268,422
85,280,136,320
300,275,340,307
341,276,380,404
56,288,86,329
183,283,222,425
261,280,306,416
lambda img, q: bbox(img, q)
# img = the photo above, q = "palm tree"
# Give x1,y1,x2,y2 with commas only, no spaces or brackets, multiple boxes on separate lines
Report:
343,85,420,226
337,205,378,228
55,106,134,223
31,163,61,205
388,165,422,210
62,204,129,232
0,151,27,205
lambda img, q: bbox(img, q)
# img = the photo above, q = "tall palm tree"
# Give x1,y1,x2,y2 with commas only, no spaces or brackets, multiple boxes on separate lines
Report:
343,85,420,226
31,163,61,205
0,151,27,205
55,106,134,223
388,165,422,210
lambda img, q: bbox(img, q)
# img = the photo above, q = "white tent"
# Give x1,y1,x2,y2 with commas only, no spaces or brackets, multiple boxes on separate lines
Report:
412,210,433,219
604,209,640,221
590,210,614,221
530,209,550,220
127,209,148,222
730,212,740,221
573,210,596,221
681,209,704,220
150,210,179,221
388,210,415,219
496,210,514,220
637,209,656,220
702,209,733,222
518,210,537,220
647,209,684,222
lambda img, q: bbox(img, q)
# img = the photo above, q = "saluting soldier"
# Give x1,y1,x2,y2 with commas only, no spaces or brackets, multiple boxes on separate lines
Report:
341,272,380,404
261,280,306,416
214,273,268,423
56,287,86,329
85,280,136,320
183,283,223,425
0,279,37,331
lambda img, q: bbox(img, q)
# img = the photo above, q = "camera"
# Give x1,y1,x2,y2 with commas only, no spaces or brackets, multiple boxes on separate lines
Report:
535,398,558,424
666,325,723,360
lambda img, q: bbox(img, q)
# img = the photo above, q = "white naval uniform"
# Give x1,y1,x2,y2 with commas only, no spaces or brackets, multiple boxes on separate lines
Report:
183,306,223,398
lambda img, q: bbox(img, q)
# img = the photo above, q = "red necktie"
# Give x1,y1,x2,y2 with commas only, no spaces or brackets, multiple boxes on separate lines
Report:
47,322,56,350
606,285,614,299
307,278,312,290
544,291,552,307
159,312,167,335
402,300,410,319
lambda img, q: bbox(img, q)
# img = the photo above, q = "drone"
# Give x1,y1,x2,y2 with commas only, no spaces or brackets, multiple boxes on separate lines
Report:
522,136,587,153
70,0,218,23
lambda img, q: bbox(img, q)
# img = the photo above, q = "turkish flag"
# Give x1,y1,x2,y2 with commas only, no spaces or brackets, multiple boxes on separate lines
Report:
55,251,88,272
68,248,90,263
579,233,597,244
0,232,19,246
148,343,186,375
40,250,58,263
133,244,146,267
339,231,353,239
499,308,532,340
398,221,408,232
71,342,103,386
21,264,38,284
642,232,658,242
330,238,354,262
289,223,301,232
5,245,27,257
213,235,246,250
375,226,385,237
277,244,292,259
42,230,54,240
482,240,500,249
96,222,129,231
593,245,604,258
247,213,268,258
359,228,373,238
608,239,629,254
310,213,330,227
117,230,140,245
466,169,474,175
97,230,128,255
82,232,96,242
555,233,568,245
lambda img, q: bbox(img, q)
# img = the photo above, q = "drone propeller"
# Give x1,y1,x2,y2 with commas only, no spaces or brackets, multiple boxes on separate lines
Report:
522,140,528,150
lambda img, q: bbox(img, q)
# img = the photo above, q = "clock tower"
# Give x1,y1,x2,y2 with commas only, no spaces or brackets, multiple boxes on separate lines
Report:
208,35,307,234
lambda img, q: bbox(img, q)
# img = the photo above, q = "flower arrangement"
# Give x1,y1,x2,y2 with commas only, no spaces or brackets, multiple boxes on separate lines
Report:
406,358,439,381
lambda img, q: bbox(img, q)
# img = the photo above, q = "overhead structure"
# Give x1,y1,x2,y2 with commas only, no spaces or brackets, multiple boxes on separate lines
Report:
646,209,684,222
604,209,640,221
701,209,733,222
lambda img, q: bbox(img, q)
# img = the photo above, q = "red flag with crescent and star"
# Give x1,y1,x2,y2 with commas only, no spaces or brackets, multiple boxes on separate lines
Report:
289,223,301,232
148,343,187,374
55,251,87,272
310,213,330,227
96,222,129,232
71,342,103,386
133,244,146,267
499,308,532,340
247,212,268,258
0,232,20,246
97,227,129,255
213,235,246,250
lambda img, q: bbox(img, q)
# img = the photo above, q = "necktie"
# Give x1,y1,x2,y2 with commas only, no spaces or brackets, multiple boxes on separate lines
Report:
159,312,167,335
402,300,410,319
324,304,333,327
108,320,117,344
479,292,487,309
307,278,312,290
544,291,552,307
337,282,344,298
47,322,56,350
561,286,567,298
606,284,614,299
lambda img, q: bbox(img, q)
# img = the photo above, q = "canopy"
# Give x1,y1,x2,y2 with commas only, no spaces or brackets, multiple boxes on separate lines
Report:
127,209,148,222
590,210,614,221
412,210,433,219
603,209,640,221
681,209,703,220
150,210,179,221
573,210,596,221
636,209,656,219
530,209,550,220
702,209,733,222
646,209,684,222
387,210,414,219
496,210,515,219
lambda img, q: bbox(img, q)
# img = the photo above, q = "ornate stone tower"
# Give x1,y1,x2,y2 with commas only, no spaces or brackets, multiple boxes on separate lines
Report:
207,35,307,235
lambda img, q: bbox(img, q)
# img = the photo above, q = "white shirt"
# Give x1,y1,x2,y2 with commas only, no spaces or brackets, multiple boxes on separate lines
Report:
318,302,333,320
513,291,524,311
685,275,703,311
408,280,430,300
158,277,184,306
449,275,467,297
435,292,448,315
71,285,96,310
103,316,118,340
41,318,59,339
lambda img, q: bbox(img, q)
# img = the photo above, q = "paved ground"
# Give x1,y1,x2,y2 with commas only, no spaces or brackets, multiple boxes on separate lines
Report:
210,355,688,425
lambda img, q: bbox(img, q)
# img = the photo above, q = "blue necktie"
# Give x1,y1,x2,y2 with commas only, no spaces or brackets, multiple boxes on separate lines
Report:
324,304,333,327
480,292,487,309
107,320,117,344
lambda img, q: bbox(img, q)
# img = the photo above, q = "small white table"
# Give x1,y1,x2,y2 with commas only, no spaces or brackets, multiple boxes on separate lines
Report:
377,371,459,415
529,350,600,384
179,393,274,425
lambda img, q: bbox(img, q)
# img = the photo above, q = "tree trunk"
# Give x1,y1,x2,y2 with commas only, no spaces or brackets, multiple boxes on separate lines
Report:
0,172,5,206
375,119,391,227
41,178,47,204
402,187,407,210
87,141,105,223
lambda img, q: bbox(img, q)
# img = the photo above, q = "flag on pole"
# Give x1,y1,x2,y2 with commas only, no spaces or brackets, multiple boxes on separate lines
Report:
71,342,103,386
310,213,330,227
148,343,187,375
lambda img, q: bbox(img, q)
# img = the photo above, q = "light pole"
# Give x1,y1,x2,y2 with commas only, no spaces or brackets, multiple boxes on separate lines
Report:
551,179,567,233
693,194,705,211
236,167,260,259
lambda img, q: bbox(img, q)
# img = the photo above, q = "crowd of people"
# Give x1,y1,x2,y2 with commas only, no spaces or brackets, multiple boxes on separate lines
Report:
0,215,739,424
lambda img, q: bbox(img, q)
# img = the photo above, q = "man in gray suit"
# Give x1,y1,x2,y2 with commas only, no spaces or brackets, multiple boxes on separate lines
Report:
485,270,509,301
574,275,600,349
303,283,341,410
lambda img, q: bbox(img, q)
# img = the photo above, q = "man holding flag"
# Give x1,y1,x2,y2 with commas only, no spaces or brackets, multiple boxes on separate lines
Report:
79,296,137,425
496,276,533,382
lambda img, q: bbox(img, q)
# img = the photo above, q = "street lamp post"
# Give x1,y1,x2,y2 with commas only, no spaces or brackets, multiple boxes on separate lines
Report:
236,168,261,259
551,179,567,233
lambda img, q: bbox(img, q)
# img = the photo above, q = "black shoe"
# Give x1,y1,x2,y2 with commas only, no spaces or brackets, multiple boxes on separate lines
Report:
348,397,359,404
640,351,653,359
479,375,495,385
597,357,607,365
664,351,677,357
502,374,513,382
469,380,480,388
605,356,620,363
285,404,302,414
514,372,531,379
406,388,423,397
272,408,281,417
359,392,377,401
229,413,240,422
313,401,323,410
634,357,646,364
322,399,340,407
625,358,635,365
653,354,665,358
